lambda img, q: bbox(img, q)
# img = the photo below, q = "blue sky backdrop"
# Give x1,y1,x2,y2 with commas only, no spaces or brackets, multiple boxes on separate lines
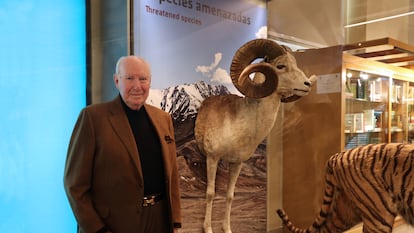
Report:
134,0,267,93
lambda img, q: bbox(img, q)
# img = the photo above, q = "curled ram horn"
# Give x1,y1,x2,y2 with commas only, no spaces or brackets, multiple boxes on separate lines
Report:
230,39,286,98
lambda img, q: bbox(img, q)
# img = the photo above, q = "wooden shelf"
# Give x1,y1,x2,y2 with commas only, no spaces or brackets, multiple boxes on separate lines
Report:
342,38,414,70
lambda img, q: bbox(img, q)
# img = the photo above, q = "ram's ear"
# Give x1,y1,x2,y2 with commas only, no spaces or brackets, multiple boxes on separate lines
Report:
280,45,293,53
309,75,318,85
230,39,286,98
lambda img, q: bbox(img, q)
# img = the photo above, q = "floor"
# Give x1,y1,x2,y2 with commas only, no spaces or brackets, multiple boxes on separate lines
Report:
392,224,414,233
344,218,414,233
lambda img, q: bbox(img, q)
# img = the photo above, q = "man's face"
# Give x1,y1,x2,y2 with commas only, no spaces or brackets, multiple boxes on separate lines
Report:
114,57,151,110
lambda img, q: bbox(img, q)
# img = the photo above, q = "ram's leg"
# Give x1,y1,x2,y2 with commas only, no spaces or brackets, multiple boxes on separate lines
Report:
204,157,219,233
223,162,243,233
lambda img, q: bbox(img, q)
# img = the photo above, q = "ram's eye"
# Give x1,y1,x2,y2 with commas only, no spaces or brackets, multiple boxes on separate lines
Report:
277,65,286,69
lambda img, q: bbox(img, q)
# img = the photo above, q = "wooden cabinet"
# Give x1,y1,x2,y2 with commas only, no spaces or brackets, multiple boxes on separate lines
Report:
342,54,414,149
272,38,414,229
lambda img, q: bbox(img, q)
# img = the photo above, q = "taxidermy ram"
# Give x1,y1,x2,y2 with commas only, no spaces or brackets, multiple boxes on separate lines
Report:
194,39,316,233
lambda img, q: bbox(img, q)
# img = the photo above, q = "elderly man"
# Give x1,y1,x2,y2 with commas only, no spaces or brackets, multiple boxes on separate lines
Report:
64,56,182,233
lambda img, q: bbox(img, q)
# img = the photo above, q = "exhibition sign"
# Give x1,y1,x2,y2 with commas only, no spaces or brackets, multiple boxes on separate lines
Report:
133,0,267,231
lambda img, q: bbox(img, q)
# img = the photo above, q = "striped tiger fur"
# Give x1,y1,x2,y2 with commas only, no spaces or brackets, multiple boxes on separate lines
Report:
277,143,414,233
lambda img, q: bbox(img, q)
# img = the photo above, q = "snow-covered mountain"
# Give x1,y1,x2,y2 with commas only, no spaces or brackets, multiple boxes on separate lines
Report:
147,81,232,122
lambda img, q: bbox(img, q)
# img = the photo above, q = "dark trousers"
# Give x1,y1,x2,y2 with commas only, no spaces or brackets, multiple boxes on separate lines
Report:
77,198,172,233
138,197,172,233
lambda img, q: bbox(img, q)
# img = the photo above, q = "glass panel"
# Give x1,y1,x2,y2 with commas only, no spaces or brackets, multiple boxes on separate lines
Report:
391,79,406,143
344,69,389,149
407,82,414,143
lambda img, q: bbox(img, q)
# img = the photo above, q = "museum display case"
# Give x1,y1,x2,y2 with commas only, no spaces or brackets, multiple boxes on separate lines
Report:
342,38,414,149
343,66,414,148
278,37,414,228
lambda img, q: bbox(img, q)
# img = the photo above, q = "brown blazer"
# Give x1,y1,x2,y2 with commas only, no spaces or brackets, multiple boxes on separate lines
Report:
64,96,182,233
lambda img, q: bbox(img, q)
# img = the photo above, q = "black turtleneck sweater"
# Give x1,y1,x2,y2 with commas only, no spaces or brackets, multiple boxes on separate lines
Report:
121,99,165,196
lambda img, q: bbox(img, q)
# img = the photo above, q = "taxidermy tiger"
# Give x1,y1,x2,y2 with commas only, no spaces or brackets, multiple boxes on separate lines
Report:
277,143,414,233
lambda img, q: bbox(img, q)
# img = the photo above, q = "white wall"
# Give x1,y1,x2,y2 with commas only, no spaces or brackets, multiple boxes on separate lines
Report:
268,0,414,47
267,0,344,47
366,0,413,44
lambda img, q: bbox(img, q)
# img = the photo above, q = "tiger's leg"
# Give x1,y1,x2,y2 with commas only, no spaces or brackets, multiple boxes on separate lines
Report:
398,192,414,226
349,194,396,233
351,184,397,233
339,169,397,232
324,190,362,232
360,211,395,233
